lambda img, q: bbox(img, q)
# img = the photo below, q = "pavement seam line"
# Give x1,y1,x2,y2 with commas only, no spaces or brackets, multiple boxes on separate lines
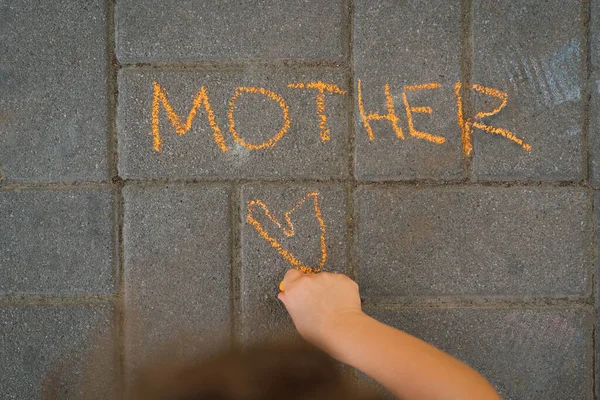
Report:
460,0,474,181
581,1,598,397
230,183,242,346
582,0,593,186
105,0,126,394
2,179,598,191
119,60,348,72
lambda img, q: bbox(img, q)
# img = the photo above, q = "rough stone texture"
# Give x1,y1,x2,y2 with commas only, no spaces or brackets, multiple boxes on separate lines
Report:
0,188,116,295
2,0,598,397
592,0,599,74
596,191,600,400
116,0,344,63
0,0,108,183
590,73,600,185
364,307,591,400
472,0,583,181
593,0,600,186
357,186,590,297
123,184,231,373
0,304,117,399
241,184,347,342
353,0,463,181
118,70,348,179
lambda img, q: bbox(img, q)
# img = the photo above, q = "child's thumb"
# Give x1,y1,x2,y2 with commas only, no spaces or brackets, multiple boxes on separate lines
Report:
277,292,286,304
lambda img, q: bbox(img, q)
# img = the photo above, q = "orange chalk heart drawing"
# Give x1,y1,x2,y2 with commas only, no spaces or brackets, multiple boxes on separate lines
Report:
247,191,327,274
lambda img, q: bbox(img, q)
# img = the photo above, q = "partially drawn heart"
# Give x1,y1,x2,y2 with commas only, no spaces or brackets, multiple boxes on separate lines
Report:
246,191,327,274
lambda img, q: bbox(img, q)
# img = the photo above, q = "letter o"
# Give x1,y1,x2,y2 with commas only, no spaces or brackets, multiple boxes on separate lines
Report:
228,86,291,150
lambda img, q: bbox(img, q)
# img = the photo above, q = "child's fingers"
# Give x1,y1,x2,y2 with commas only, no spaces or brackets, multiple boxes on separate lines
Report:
277,291,286,303
281,268,303,291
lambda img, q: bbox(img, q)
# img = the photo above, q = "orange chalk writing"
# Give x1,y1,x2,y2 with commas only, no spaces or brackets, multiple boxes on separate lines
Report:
287,81,347,141
228,86,291,150
404,82,443,91
151,81,227,153
247,191,327,274
401,82,446,144
357,79,404,140
454,82,531,155
149,79,530,160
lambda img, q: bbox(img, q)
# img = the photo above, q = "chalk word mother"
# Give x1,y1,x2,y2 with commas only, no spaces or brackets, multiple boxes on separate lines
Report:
150,80,531,156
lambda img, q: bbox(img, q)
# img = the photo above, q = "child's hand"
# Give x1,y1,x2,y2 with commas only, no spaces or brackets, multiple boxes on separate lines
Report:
277,269,501,400
277,269,363,350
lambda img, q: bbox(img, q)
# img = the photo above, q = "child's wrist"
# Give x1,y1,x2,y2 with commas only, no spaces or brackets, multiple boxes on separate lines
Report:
321,310,369,361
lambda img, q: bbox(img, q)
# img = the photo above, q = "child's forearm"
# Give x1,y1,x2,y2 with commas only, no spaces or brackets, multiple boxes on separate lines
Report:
324,312,501,400
277,270,500,399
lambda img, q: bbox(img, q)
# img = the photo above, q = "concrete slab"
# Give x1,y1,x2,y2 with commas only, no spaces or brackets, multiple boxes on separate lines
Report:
592,0,599,73
1,0,597,397
365,307,591,400
472,0,583,181
593,190,600,398
592,56,599,369
590,73,600,185
357,186,590,297
0,188,116,295
118,70,348,180
123,184,231,372
353,0,463,181
0,0,108,183
0,304,117,399
240,184,347,342
116,0,344,63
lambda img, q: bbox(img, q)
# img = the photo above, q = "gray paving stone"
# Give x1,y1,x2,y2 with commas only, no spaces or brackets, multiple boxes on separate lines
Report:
364,307,591,400
590,73,600,185
353,0,463,181
0,304,117,400
118,70,348,179
0,0,108,183
355,373,393,400
241,184,347,342
116,0,344,63
123,184,231,372
596,191,600,399
472,0,583,181
592,0,599,73
0,188,116,295
357,186,590,297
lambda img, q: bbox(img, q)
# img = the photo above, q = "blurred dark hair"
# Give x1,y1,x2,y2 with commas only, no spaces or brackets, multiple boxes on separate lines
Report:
128,340,382,400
